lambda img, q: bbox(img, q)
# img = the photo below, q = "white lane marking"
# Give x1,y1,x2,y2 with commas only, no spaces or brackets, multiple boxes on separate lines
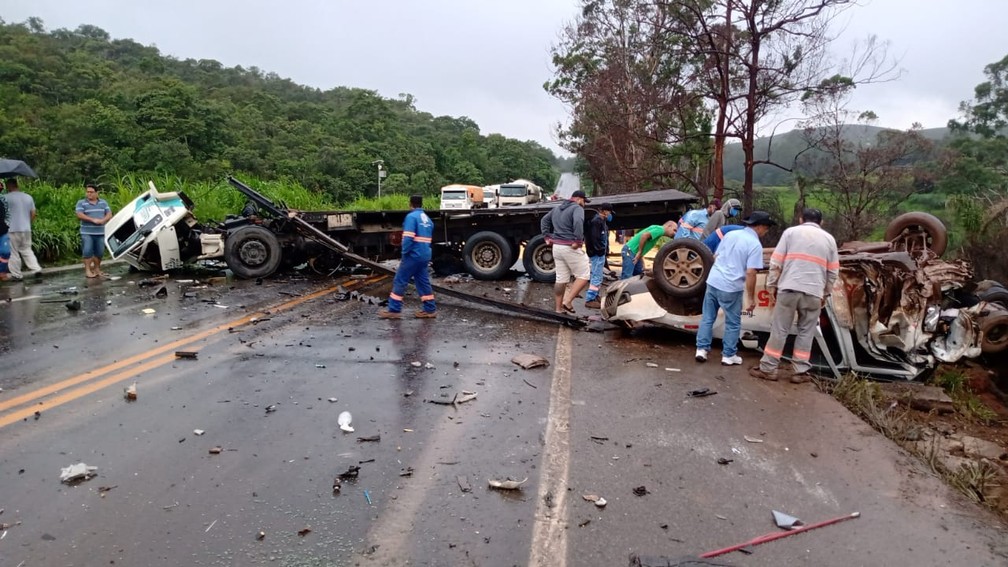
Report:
528,326,573,567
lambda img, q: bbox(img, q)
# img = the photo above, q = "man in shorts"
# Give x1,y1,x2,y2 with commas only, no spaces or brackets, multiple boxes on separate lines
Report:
540,190,591,314
75,183,112,278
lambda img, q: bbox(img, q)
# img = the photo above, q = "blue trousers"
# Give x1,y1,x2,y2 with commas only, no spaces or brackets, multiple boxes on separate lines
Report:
388,255,436,314
620,245,644,279
696,285,743,357
586,255,606,301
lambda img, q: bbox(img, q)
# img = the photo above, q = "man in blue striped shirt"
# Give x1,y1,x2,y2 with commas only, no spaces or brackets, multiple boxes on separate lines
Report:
75,184,112,278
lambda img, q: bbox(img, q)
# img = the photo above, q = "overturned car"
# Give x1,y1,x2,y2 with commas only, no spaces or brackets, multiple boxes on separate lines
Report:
601,213,1008,380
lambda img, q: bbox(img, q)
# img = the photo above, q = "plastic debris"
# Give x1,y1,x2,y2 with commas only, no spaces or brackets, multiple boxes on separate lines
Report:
488,477,528,490
142,308,156,315
338,411,354,432
327,397,338,403
315,364,326,369
665,368,682,372
123,382,137,401
410,361,422,367
364,490,372,505
511,353,549,369
744,435,764,443
59,462,98,483
772,510,804,530
193,429,205,436
646,362,659,368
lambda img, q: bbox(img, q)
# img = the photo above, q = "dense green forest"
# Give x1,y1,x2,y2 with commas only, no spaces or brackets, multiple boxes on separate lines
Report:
0,19,560,202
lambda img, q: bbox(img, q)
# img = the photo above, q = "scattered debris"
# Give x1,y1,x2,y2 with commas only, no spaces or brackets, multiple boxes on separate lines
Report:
97,485,116,496
511,353,549,369
582,494,607,508
716,457,733,465
633,486,649,497
338,465,361,480
589,436,609,444
154,285,168,298
338,411,354,432
699,512,860,559
427,391,478,407
298,527,312,537
410,361,422,368
332,478,342,495
315,364,327,369
488,477,528,490
327,397,338,403
744,435,764,443
205,519,217,533
646,362,659,368
522,378,538,389
123,382,137,401
578,519,591,527
65,300,81,311
364,490,372,505
256,531,266,541
772,510,804,529
175,351,198,359
665,368,681,372
687,388,716,398
141,308,156,315
399,467,414,477
357,434,381,443
193,429,205,436
457,476,472,493
265,404,278,414
209,446,223,455
59,463,98,484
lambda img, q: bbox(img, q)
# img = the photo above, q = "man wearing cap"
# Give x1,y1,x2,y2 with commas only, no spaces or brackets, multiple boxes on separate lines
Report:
750,208,838,383
540,190,591,313
702,198,742,239
583,203,613,309
696,211,776,366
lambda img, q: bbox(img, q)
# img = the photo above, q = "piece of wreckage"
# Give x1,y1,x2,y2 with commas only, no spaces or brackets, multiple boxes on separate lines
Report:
601,212,1008,380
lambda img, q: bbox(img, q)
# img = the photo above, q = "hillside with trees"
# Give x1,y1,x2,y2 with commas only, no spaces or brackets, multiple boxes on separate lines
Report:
0,18,559,202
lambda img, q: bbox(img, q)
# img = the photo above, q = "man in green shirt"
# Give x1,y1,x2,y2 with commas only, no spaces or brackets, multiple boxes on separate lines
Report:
620,221,676,279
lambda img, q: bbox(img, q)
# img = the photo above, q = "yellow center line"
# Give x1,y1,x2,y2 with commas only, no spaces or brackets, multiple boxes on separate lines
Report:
0,277,386,428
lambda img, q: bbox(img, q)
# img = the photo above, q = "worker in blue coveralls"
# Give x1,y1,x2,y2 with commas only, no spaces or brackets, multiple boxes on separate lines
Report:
379,194,437,319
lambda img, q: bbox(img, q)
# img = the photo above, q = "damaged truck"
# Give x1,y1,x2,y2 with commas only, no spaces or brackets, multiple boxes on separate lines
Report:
601,214,1008,380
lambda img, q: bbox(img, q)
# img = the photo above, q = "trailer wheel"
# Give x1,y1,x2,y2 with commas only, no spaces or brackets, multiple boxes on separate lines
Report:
522,235,555,283
462,231,516,280
884,212,947,256
225,225,283,279
652,239,714,298
980,313,1008,354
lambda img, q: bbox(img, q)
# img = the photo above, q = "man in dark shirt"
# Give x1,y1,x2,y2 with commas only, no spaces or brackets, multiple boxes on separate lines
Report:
584,203,613,309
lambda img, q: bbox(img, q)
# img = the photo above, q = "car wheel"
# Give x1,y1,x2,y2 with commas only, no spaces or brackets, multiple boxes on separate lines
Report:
224,225,283,279
980,313,1008,354
884,212,947,256
978,285,1008,310
522,235,555,283
462,231,516,280
652,239,714,298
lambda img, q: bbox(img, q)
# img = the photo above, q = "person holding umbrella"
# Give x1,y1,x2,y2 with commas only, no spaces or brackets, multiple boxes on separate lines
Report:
3,177,42,280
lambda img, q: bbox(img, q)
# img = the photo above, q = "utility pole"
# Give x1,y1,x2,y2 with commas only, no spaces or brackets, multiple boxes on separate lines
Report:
373,159,385,198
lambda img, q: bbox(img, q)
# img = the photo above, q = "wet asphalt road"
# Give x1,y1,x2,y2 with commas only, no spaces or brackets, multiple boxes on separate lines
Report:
1,266,1006,566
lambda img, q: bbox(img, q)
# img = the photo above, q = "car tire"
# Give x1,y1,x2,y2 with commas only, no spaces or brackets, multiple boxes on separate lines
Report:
462,231,516,280
225,225,283,279
522,235,555,283
980,313,1008,354
884,212,948,256
978,285,1008,311
653,238,714,298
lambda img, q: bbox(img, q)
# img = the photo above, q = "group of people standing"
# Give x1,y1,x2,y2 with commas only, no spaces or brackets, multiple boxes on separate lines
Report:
1,179,112,282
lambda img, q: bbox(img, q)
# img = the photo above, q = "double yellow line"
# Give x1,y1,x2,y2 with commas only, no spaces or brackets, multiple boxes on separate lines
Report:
0,279,381,429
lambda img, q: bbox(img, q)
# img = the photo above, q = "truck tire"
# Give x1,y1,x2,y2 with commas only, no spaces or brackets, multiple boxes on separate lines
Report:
884,212,947,256
522,235,555,283
980,313,1008,354
462,231,516,280
978,285,1008,310
652,239,714,298
225,225,283,279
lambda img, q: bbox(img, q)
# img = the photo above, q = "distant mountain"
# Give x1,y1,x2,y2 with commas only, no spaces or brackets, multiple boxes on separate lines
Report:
723,125,950,186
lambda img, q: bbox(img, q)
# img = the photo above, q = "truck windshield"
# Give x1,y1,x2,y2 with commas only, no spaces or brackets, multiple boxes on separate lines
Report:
442,192,466,200
499,186,526,197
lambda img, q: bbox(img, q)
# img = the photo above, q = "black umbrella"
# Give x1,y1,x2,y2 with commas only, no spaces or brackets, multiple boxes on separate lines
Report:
0,159,38,179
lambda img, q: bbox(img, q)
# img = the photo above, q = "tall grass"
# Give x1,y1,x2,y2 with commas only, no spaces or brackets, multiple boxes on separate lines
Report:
12,174,339,264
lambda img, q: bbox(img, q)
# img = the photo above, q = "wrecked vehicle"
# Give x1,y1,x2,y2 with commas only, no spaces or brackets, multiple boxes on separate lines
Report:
601,213,1008,380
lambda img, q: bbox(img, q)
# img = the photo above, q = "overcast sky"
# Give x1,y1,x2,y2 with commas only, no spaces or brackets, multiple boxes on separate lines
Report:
4,1,1008,156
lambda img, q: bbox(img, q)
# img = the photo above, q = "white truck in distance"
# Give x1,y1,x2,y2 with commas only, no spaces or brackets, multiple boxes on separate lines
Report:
497,179,542,206
439,184,487,210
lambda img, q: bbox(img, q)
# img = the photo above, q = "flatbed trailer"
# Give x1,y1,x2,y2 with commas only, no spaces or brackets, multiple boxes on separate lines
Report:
224,177,697,281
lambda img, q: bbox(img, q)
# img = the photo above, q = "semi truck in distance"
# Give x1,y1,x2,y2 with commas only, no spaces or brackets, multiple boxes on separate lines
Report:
498,179,543,206
439,184,488,210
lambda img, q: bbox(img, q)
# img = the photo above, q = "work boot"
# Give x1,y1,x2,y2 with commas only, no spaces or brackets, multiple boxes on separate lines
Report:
414,310,437,319
789,372,812,384
378,310,402,319
584,299,601,309
748,365,778,381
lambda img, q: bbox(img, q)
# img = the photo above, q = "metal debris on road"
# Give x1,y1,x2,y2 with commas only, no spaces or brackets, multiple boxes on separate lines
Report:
338,465,361,480
488,477,528,490
315,363,326,368
399,467,414,477
772,510,804,529
457,476,472,493
646,362,659,368
687,388,716,398
427,391,477,406
511,353,549,369
141,308,156,315
338,411,354,432
332,478,342,494
327,397,338,403
265,404,278,414
298,527,312,537
209,446,223,455
633,486,649,497
665,368,681,372
589,436,609,444
193,429,205,436
410,361,422,367
744,435,764,443
256,531,266,541
205,519,217,533
357,434,380,443
716,457,733,465
522,378,538,389
175,351,198,359
123,382,137,401
59,463,98,484
154,285,168,298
